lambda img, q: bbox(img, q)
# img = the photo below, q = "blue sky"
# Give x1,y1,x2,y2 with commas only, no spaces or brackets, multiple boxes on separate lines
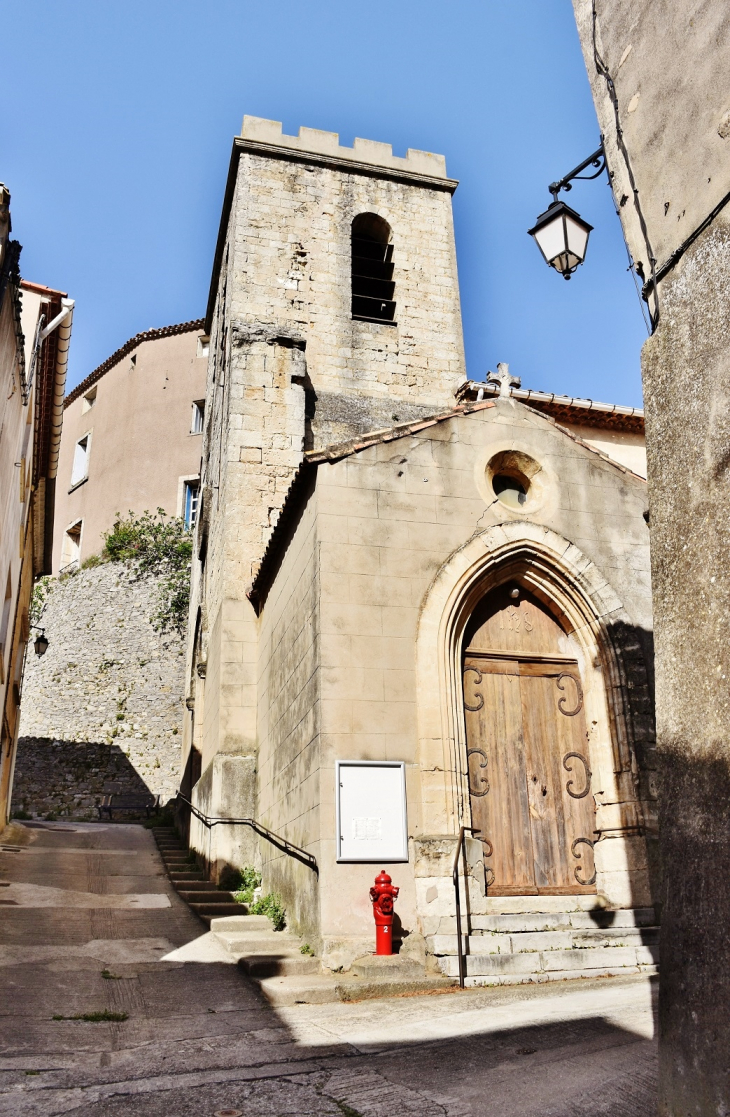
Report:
2,1,647,405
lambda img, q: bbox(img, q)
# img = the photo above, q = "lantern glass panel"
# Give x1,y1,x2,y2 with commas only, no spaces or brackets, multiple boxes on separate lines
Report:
532,214,567,267
564,212,590,264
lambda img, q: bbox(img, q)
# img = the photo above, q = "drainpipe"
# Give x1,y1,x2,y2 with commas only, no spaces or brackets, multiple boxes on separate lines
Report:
46,298,74,480
40,298,74,574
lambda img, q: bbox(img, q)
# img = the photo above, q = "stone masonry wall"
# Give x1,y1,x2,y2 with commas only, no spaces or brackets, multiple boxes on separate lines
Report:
14,563,185,818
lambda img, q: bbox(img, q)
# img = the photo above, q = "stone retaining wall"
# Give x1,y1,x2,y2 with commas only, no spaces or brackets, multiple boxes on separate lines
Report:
14,563,185,817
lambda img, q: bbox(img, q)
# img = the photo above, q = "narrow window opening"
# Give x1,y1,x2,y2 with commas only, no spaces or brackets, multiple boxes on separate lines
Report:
197,336,210,358
351,213,396,324
191,400,205,434
81,386,97,413
60,521,82,572
184,480,200,529
70,435,90,488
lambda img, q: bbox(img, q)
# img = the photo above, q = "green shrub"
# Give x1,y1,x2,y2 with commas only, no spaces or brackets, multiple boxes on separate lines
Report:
250,892,286,931
300,943,315,956
81,553,103,569
221,864,261,903
10,809,31,820
102,509,192,634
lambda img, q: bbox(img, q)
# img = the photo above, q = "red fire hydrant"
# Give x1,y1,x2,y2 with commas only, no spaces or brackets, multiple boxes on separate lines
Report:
370,870,399,955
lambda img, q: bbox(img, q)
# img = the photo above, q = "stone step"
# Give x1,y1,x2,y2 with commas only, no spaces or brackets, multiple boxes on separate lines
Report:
214,932,298,955
210,915,272,933
438,944,659,979
468,907,656,935
168,872,206,882
256,970,455,1007
172,881,219,892
177,890,239,904
430,926,659,957
189,902,246,918
240,954,321,978
463,964,659,988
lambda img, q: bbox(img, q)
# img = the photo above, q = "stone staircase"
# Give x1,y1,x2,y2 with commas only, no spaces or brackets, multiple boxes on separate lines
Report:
152,826,453,1005
152,826,243,920
429,905,659,986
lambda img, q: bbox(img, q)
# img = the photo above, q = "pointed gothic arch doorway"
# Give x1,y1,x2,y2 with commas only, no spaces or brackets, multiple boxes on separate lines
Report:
463,582,597,895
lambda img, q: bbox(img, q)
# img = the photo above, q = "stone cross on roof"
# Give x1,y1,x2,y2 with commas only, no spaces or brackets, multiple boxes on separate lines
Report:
487,363,521,398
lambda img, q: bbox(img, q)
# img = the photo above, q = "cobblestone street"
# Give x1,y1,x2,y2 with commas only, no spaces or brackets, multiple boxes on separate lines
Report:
0,821,657,1117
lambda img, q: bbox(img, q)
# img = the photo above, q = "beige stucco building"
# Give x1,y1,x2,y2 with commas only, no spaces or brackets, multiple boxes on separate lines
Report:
0,183,74,825
182,118,656,980
53,320,207,572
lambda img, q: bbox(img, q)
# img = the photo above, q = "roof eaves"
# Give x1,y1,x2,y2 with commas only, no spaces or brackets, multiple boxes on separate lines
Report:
304,399,496,465
247,461,317,613
520,402,647,482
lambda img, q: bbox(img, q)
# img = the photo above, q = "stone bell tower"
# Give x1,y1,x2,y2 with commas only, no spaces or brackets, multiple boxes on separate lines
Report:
183,118,466,857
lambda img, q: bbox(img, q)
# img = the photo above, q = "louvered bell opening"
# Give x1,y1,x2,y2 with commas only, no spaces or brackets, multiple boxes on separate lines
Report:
351,231,396,323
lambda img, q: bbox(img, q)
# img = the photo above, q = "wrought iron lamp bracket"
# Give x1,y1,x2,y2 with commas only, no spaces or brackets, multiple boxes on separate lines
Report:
548,144,607,202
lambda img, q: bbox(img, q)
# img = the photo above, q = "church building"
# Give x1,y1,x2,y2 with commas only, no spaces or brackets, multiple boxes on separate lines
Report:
182,117,657,979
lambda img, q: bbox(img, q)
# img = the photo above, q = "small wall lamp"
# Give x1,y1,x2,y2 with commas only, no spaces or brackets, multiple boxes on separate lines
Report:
528,144,606,279
32,628,49,656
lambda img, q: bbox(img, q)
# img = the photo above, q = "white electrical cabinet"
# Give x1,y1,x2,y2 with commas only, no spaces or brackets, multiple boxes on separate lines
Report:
336,760,408,863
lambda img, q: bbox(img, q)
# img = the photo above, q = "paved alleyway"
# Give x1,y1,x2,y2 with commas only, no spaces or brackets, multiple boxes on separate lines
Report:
0,822,657,1117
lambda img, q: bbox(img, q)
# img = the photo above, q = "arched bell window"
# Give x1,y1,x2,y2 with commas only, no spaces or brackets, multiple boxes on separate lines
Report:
351,213,396,323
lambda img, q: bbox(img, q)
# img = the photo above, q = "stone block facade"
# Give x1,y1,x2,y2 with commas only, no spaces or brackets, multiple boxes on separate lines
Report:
184,118,467,841
251,399,656,956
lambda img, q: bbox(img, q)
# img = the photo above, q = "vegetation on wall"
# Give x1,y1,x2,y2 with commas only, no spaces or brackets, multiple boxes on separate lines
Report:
102,509,192,634
30,576,54,625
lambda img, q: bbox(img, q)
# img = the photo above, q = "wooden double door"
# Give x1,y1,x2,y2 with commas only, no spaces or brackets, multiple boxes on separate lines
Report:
463,585,596,895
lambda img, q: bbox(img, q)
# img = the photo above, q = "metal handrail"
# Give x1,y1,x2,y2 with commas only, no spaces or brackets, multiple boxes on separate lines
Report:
176,791,318,875
452,825,480,988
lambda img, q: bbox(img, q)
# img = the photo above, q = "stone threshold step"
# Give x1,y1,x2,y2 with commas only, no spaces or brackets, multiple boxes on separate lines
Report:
464,963,658,988
465,908,657,934
439,944,659,978
169,873,206,882
430,927,659,956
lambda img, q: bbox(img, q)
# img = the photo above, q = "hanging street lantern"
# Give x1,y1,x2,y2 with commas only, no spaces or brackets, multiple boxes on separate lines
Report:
528,200,594,280
33,631,49,657
528,144,606,280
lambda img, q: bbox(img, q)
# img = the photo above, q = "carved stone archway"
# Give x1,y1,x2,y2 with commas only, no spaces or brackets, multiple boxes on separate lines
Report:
414,521,653,909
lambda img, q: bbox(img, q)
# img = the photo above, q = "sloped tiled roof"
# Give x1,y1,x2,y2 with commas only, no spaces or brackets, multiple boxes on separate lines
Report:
248,396,646,610
64,318,205,407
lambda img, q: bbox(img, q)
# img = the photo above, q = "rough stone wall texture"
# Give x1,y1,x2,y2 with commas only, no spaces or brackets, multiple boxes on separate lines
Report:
641,214,730,1117
15,563,184,817
231,121,466,419
571,3,730,1113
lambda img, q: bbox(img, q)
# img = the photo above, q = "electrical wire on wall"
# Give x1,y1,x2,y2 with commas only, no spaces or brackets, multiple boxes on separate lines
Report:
591,0,660,332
